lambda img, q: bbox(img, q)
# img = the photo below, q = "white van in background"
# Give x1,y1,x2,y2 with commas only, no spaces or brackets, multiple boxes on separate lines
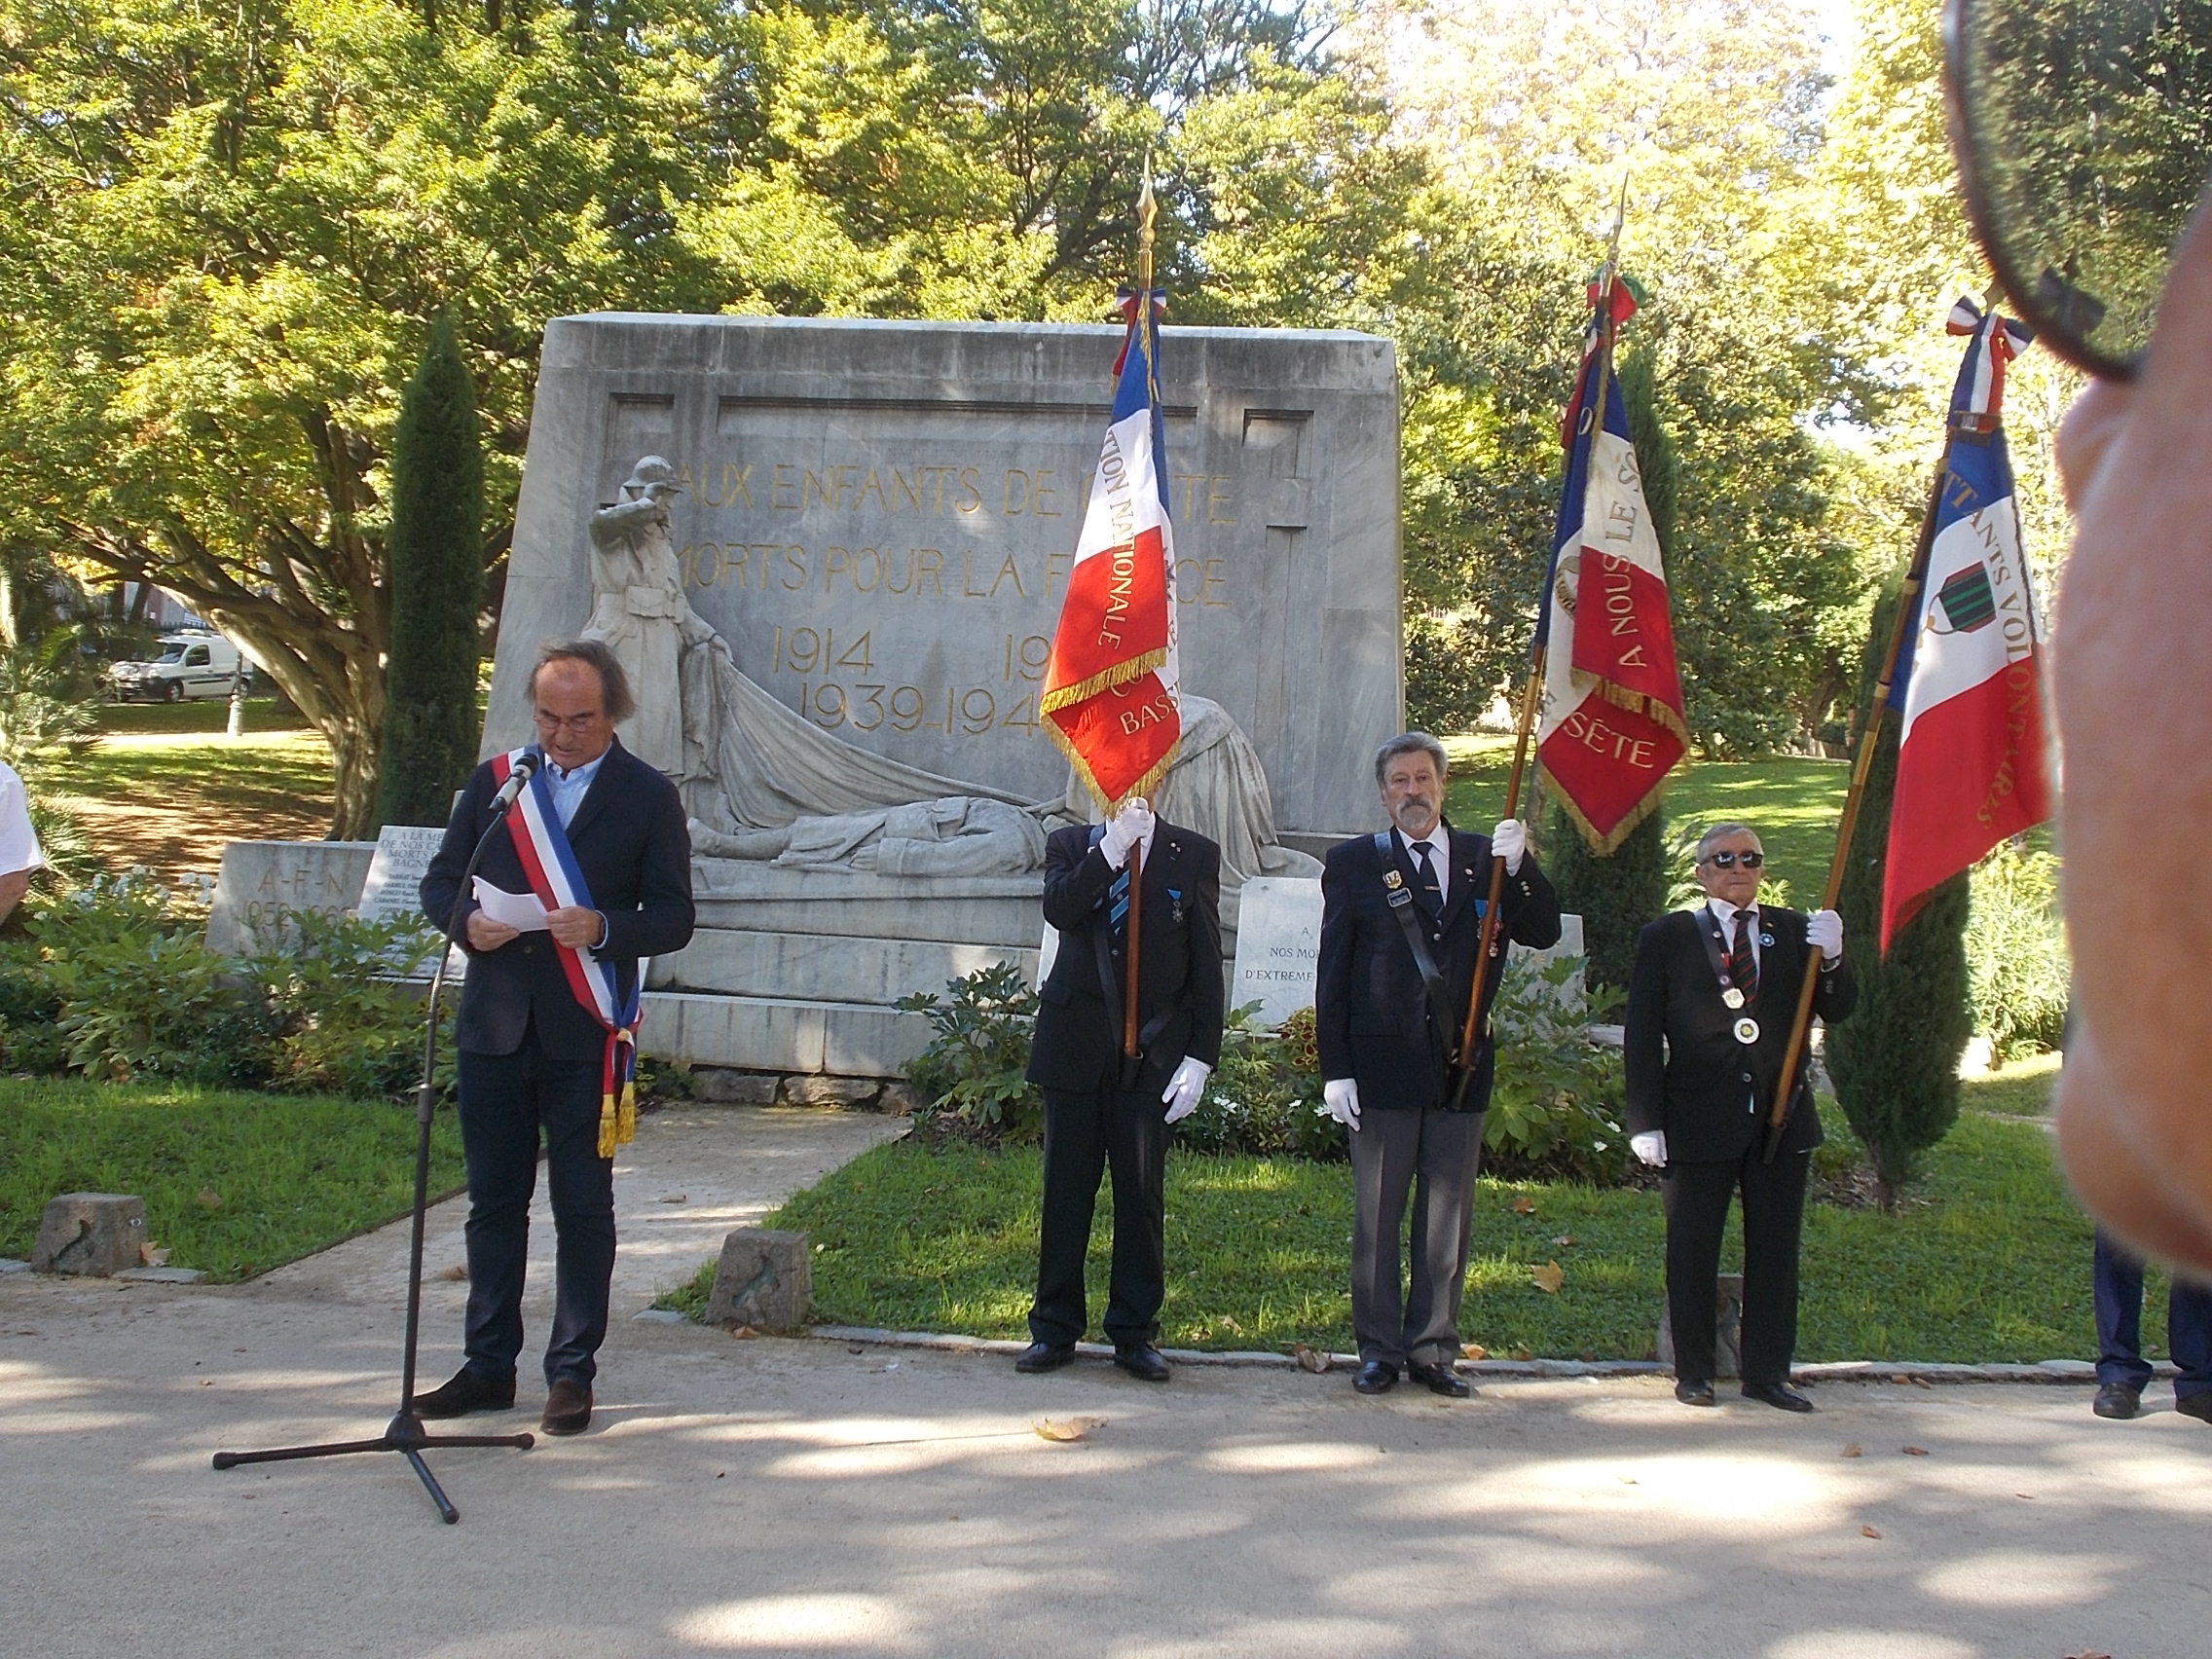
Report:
110,633,248,702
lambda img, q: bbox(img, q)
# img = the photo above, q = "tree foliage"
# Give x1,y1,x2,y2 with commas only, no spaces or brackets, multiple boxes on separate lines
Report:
1824,581,1972,1208
374,315,484,832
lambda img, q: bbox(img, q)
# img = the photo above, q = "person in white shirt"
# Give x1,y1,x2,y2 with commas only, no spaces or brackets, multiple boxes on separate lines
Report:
0,759,45,926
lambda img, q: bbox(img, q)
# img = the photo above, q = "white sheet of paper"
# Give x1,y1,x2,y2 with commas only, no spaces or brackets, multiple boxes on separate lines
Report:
472,877,551,932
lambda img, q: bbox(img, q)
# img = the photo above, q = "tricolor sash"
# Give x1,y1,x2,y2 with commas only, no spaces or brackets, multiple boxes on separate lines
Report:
490,745,643,1156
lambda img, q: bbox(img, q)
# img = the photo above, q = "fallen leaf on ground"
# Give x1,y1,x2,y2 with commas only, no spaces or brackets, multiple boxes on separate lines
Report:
2015,1493,2035,1500
728,1324,760,1339
657,1194,687,1204
2065,1650,2113,1658
1530,1261,1565,1294
1220,1314,1245,1335
1510,1346,1533,1361
1035,1416,1103,1443
1890,1375,1912,1385
1861,1525,1882,1539
1512,1197,1536,1214
1841,1443,1862,1457
1461,1344,1489,1361
195,1188,223,1210
138,1243,169,1268
1551,1234,1575,1247
434,1264,468,1281
1901,1445,1930,1456
1293,1343,1330,1374
1617,1474,1638,1485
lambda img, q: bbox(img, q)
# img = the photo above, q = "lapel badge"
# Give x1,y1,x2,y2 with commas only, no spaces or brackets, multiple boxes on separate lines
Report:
1759,932,1775,948
1383,869,1404,890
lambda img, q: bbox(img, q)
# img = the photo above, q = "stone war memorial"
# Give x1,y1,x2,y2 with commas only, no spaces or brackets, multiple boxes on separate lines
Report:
484,313,1401,1078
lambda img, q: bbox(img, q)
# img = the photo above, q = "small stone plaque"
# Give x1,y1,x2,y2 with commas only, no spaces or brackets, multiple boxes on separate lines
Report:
1230,876,1323,1027
205,840,375,955
356,826,446,926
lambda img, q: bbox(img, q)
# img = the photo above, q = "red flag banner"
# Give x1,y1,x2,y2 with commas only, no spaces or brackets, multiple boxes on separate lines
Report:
1879,302,2051,949
1041,290,1180,806
1534,284,1688,852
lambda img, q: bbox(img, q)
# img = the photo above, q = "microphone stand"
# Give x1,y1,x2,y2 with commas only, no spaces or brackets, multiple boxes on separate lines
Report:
212,792,535,1522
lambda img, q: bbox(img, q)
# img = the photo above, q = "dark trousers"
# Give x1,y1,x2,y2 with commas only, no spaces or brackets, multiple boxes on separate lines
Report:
1661,1142,1811,1386
2093,1228,2212,1398
456,1037,616,1387
1029,1084,1167,1347
1349,1106,1484,1369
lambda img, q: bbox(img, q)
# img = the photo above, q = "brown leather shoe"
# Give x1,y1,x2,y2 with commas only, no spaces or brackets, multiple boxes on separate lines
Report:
541,1379,593,1436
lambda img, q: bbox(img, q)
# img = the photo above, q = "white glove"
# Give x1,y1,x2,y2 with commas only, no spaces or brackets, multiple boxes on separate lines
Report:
1323,1078,1361,1129
1098,797,1155,868
1808,908,1844,962
1161,1056,1210,1124
1491,818,1528,874
1631,1129,1668,1167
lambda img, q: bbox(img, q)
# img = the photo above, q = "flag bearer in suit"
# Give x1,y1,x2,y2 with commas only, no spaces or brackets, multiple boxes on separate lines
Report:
1016,797,1224,1382
1626,821,1854,1412
1316,732,1561,1399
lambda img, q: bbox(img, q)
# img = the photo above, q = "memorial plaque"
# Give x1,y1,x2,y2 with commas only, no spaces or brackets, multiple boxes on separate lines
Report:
1230,877,1324,1027
205,840,375,955
356,826,446,926
489,315,1401,838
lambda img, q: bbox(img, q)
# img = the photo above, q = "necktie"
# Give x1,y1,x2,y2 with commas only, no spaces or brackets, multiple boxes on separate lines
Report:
1729,911,1759,1005
1413,840,1442,917
1108,863,1131,939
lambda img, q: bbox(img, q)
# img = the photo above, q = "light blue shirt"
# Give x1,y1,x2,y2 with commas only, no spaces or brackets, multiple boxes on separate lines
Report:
543,751,605,830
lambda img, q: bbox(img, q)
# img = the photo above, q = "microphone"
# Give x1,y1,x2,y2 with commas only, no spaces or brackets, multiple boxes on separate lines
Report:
489,751,541,813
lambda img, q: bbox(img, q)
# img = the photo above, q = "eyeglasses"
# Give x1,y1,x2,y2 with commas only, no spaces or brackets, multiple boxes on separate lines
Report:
1701,850,1765,870
1944,0,2210,378
533,709,605,736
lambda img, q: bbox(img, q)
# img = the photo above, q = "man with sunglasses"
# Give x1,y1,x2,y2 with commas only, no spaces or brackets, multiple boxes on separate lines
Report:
1625,822,1853,1412
416,639,695,1437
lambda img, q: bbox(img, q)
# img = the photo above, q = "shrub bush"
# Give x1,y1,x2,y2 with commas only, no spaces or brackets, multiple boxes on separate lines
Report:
1965,842,2069,1065
896,961,1043,1139
1481,954,1629,1184
1182,1004,1344,1160
243,908,452,1098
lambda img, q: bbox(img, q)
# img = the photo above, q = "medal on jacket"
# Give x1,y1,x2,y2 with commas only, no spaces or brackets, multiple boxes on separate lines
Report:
1722,987,1745,1010
1734,1016,1761,1045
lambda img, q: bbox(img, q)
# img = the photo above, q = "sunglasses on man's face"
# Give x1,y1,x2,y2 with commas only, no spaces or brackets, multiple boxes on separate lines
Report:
1945,0,2212,379
1702,850,1765,870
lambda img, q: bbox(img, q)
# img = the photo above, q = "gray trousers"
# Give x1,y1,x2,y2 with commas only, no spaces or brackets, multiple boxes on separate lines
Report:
1349,1106,1484,1369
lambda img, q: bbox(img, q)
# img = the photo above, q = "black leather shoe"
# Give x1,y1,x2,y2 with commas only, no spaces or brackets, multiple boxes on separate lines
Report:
411,1367,515,1419
2172,1390,2212,1423
1742,1381,1816,1414
2092,1382,2143,1419
1674,1378,1716,1407
1407,1359,1473,1399
1014,1342,1076,1374
1353,1360,1397,1395
1113,1343,1170,1382
540,1379,593,1436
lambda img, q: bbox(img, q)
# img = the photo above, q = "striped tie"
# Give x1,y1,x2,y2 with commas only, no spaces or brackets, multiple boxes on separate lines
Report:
1108,864,1130,936
1730,911,1759,1005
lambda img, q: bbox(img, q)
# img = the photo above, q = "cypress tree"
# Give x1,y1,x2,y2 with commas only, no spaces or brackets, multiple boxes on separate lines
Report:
1541,345,1677,992
374,317,485,830
1823,578,1972,1209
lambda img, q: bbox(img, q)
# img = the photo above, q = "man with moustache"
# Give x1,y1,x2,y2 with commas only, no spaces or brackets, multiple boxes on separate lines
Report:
415,639,695,1437
1626,821,1853,1413
1316,732,1561,1398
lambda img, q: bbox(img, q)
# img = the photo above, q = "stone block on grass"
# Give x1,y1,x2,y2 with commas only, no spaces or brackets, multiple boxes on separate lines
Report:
782,1075,883,1109
32,1194,148,1276
706,1228,811,1332
689,1068,780,1105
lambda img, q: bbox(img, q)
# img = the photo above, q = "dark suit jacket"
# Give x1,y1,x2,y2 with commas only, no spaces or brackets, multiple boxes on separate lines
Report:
420,739,696,1064
1025,821,1225,1096
1315,825,1563,1113
1624,904,1858,1161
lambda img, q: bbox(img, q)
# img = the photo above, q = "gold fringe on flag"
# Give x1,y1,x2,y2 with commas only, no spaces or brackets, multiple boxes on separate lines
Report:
1035,639,1168,719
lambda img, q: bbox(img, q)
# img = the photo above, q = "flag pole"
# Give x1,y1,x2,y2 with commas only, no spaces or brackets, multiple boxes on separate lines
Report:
1758,456,1947,1162
1122,169,1159,1062
1451,180,1628,1107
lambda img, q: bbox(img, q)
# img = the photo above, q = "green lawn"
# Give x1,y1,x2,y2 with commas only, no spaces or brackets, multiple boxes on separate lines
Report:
665,1061,2136,1365
1444,735,1850,899
97,695,311,738
0,1078,463,1280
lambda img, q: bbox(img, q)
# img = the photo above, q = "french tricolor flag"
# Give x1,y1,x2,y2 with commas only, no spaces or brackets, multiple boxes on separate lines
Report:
1880,301,2051,950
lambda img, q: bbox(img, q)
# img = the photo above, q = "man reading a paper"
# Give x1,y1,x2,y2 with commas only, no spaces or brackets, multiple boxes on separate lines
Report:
417,640,694,1436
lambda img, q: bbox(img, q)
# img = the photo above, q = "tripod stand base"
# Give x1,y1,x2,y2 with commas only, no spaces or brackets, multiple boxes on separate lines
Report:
212,1409,535,1524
